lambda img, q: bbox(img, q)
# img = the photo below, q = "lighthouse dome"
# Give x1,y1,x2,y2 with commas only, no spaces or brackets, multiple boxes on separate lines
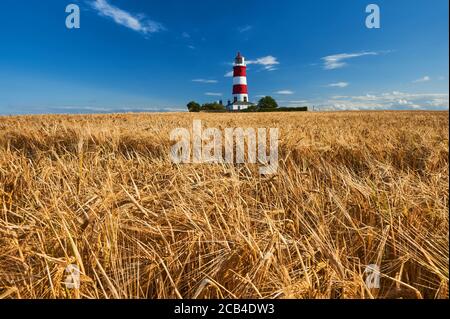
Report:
235,52,245,65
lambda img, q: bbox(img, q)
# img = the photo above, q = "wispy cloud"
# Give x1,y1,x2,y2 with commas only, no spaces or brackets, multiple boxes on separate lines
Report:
224,71,234,77
322,52,378,70
238,25,253,33
276,90,294,95
314,91,449,111
205,92,222,97
91,0,165,35
180,31,195,49
427,97,449,107
287,100,308,104
247,56,280,71
192,79,218,84
413,76,431,83
328,82,349,88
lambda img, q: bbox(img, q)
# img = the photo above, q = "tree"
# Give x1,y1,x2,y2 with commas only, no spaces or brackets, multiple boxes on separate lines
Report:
187,101,201,112
201,103,226,111
257,96,278,109
243,104,259,112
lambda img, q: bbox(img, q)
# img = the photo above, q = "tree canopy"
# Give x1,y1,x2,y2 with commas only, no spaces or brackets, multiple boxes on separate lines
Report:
187,101,227,112
201,103,226,111
187,101,201,112
257,96,278,109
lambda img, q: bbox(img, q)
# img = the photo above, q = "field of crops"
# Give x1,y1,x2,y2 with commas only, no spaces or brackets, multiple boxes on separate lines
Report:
0,111,448,299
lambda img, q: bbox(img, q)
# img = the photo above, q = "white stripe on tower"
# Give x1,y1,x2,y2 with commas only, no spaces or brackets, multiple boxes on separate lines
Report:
233,77,247,85
234,94,248,100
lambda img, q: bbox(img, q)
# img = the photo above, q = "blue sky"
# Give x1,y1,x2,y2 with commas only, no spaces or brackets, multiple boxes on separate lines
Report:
0,0,448,114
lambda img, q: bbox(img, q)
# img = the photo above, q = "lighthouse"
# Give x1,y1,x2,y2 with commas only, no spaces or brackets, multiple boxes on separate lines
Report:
228,52,252,111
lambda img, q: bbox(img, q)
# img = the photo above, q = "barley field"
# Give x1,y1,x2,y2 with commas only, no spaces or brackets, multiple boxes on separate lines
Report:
0,111,448,299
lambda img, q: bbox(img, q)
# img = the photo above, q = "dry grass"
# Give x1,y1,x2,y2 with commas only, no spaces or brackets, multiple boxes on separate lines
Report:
0,111,448,299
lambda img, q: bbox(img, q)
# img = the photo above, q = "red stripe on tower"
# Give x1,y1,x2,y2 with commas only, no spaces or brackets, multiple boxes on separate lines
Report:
233,85,248,94
233,66,247,77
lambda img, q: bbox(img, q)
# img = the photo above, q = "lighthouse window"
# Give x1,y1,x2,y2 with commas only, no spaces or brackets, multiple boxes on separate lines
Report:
234,97,238,103
244,97,248,102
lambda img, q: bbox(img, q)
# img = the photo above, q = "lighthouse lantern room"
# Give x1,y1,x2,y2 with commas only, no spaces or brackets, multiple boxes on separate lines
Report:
228,52,253,111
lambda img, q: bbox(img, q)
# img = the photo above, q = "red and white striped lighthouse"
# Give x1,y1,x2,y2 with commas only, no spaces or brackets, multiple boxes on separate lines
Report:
230,52,250,110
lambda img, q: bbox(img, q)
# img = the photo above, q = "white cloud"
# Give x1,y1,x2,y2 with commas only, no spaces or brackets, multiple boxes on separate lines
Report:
91,0,165,34
427,98,449,107
322,52,378,70
276,90,294,95
288,100,308,104
192,79,218,84
328,82,349,88
315,91,449,111
247,56,280,71
205,92,222,96
413,76,431,83
238,25,253,33
224,55,279,74
181,32,190,39
187,45,196,50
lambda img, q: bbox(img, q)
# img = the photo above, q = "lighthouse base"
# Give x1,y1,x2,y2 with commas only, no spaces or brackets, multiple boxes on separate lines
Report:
227,101,254,112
